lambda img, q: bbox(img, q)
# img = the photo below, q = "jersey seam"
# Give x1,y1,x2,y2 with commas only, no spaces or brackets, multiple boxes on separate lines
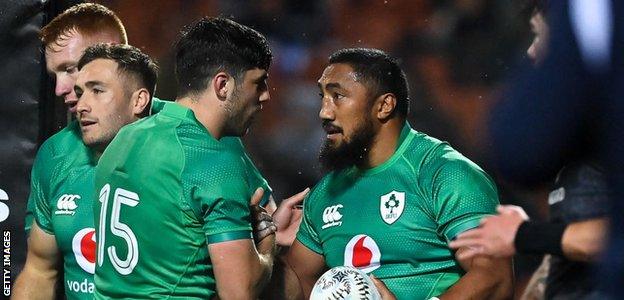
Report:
426,273,446,298
168,241,204,298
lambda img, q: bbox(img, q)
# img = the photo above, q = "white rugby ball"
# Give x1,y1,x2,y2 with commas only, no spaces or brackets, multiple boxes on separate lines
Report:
310,266,382,300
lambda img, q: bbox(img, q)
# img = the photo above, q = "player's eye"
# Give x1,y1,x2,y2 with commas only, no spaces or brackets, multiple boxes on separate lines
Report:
333,92,344,100
93,88,103,95
66,66,77,75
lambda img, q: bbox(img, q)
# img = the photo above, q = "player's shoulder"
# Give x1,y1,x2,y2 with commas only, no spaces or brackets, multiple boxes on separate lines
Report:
305,169,351,210
35,121,90,171
411,132,480,174
37,120,83,157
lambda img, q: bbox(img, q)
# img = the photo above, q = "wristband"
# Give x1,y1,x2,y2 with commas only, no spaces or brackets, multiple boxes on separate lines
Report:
514,221,566,256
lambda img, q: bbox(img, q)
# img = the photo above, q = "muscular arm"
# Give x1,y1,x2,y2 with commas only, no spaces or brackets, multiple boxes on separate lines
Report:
209,235,276,300
561,218,608,262
13,223,61,299
449,206,608,262
264,240,326,300
439,246,513,299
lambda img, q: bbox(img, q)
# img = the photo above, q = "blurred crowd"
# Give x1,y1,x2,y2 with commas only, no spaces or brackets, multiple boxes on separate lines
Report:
102,0,528,194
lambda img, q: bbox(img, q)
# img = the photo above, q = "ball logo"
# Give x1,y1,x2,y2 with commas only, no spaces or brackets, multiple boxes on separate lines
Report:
72,228,96,274
343,234,381,273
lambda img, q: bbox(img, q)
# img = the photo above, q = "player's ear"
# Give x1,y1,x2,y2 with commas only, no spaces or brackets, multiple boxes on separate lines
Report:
375,93,397,120
213,72,231,101
132,88,151,116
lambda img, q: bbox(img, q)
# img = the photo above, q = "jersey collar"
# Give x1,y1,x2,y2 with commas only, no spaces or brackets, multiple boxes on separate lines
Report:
353,121,415,177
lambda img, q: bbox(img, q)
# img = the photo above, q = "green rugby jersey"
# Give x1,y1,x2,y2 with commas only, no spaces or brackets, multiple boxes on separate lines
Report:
25,120,98,299
93,102,269,299
297,123,499,300
24,98,268,300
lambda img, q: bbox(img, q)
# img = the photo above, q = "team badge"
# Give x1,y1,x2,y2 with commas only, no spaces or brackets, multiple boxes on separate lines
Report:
379,190,405,225
72,228,96,274
343,234,381,273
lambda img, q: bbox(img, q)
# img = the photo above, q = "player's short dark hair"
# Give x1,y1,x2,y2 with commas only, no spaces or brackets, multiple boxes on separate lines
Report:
329,48,410,118
77,43,159,99
41,3,127,50
174,17,272,97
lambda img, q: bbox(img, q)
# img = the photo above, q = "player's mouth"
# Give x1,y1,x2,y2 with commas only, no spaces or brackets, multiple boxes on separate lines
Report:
79,119,97,130
323,122,342,139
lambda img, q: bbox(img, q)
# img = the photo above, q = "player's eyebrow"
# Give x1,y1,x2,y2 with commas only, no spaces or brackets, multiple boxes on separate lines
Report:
318,82,342,91
254,73,268,83
54,61,76,72
85,80,105,88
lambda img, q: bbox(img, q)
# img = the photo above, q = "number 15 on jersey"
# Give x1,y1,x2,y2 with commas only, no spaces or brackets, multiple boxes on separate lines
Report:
97,184,140,275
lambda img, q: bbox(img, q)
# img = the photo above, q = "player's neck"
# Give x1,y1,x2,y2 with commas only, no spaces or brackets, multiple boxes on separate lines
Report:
176,96,227,140
361,119,403,169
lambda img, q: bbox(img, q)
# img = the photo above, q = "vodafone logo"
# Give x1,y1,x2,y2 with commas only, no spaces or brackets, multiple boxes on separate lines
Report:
72,228,96,274
343,234,381,273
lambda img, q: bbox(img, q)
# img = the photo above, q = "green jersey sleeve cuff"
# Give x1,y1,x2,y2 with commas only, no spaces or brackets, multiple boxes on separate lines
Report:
34,217,54,235
206,230,252,244
444,215,486,242
295,235,323,255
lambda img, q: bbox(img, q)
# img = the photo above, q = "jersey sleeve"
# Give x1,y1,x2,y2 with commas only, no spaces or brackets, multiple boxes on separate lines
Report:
222,136,272,206
295,190,323,254
430,153,499,242
191,153,253,244
25,143,55,235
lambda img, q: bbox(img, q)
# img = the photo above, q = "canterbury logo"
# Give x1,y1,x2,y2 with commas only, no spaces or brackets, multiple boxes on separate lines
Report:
322,204,343,229
55,194,80,215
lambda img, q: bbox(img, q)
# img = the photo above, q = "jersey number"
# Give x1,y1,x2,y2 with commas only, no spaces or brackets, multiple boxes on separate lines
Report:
97,184,140,275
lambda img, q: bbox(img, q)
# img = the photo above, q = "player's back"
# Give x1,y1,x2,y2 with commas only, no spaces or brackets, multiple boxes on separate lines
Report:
94,102,252,299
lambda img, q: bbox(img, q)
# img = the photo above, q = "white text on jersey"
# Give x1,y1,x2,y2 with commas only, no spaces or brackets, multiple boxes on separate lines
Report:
322,204,343,229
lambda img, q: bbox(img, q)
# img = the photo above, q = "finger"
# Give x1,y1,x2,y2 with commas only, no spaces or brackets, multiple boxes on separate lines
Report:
249,187,265,206
370,275,396,300
282,188,310,208
480,215,494,225
254,227,276,242
456,247,481,261
257,213,273,223
255,219,274,231
448,237,480,249
455,229,482,240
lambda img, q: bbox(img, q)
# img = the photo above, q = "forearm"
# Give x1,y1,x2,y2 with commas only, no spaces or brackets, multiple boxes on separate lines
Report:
440,256,513,299
12,265,58,299
261,253,304,300
561,218,608,262
515,218,607,262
